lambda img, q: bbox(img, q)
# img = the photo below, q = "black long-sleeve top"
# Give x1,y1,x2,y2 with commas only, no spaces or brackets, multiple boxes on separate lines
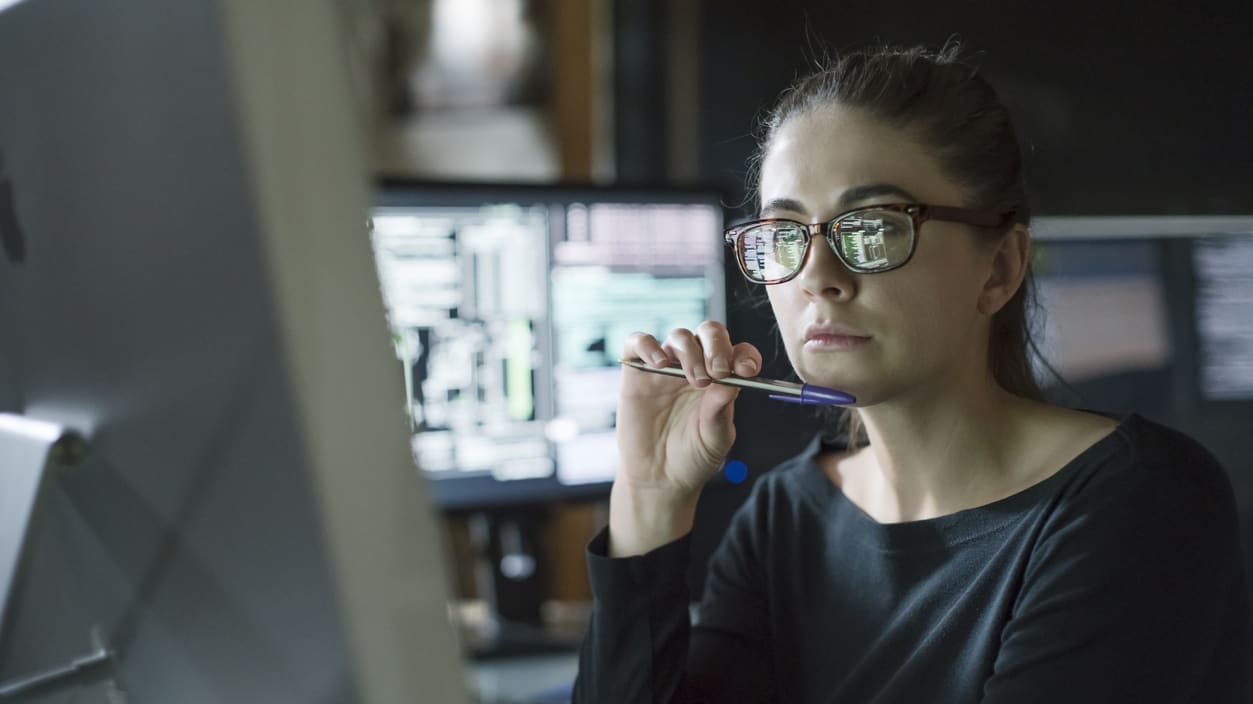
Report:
573,414,1252,703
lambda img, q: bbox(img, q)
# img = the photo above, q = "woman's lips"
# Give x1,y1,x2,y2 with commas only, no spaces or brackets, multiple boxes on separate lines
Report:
804,334,871,350
803,325,871,350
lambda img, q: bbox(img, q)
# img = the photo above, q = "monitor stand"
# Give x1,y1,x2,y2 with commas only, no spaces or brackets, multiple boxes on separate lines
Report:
460,508,582,660
0,413,118,699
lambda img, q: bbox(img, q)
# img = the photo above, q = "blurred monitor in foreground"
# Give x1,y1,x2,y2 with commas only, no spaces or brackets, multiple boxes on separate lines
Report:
0,1,467,702
371,182,726,510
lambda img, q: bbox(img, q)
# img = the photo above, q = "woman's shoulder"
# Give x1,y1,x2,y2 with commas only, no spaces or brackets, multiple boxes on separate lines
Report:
1053,411,1236,520
1014,402,1221,487
1031,413,1246,598
1113,413,1232,489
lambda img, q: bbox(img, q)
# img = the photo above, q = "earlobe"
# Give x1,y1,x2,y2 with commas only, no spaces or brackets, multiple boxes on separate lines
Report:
977,225,1031,316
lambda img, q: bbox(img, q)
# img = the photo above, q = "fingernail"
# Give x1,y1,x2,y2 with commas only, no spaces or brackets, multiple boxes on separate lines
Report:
651,352,669,367
736,358,758,375
712,356,731,374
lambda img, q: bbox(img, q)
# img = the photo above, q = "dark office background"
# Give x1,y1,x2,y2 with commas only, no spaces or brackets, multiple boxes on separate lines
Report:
618,0,1253,213
369,0,1251,605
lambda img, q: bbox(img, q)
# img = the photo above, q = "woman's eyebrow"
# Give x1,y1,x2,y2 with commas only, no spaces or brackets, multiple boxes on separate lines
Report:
760,197,806,215
836,183,918,208
761,184,919,218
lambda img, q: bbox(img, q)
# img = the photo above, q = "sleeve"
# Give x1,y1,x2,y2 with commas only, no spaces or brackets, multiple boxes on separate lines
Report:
981,443,1253,703
571,527,693,704
573,483,779,704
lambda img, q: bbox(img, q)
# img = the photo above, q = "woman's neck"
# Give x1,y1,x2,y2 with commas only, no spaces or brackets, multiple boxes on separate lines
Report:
847,376,1035,522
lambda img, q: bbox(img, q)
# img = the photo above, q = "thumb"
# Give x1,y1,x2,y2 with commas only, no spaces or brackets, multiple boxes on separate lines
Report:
698,384,740,448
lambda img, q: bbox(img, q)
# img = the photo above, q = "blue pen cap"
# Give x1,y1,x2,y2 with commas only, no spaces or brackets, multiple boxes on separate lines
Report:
800,384,856,405
767,384,855,406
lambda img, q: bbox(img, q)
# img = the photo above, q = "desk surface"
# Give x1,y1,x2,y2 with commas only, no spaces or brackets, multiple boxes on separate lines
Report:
467,652,579,704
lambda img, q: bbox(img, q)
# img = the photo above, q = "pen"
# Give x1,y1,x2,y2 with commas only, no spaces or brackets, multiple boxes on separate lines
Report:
620,358,856,406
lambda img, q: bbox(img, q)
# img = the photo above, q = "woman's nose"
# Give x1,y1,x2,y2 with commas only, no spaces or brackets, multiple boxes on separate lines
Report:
794,228,857,299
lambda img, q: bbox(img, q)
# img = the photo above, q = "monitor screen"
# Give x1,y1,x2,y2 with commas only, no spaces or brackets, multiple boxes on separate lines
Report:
1032,217,1253,412
1033,238,1173,387
1192,235,1253,401
370,182,726,509
1027,217,1253,483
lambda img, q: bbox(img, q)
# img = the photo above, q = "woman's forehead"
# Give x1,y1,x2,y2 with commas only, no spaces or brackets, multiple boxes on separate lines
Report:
760,106,961,216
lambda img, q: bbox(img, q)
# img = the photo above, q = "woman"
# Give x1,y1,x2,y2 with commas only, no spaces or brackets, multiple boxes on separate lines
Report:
573,44,1252,703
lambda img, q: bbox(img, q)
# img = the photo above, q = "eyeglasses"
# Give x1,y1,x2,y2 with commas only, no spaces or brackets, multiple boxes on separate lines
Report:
723,203,1014,284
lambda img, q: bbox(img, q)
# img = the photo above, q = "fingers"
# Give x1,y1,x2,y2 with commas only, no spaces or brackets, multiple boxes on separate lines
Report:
694,321,734,379
622,323,763,389
691,322,762,381
623,331,670,369
662,328,711,387
686,321,763,382
730,341,762,378
671,320,744,386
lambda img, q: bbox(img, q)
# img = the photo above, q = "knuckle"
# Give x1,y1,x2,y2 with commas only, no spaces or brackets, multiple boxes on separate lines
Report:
623,331,652,351
666,327,695,344
695,320,727,336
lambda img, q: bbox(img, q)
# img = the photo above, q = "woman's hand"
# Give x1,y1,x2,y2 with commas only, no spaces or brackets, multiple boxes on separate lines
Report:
609,321,762,556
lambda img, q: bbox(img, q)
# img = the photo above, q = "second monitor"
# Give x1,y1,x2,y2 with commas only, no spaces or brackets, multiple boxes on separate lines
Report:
370,181,726,509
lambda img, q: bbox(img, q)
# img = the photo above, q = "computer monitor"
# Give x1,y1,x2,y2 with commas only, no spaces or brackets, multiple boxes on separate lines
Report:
0,1,467,701
1031,230,1176,416
1032,216,1253,413
370,181,727,510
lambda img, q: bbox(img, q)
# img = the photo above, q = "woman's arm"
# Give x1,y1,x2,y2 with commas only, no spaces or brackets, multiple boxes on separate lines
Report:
573,482,778,703
574,325,770,702
572,528,693,704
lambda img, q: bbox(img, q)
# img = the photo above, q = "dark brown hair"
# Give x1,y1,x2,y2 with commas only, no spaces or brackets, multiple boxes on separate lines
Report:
753,42,1044,446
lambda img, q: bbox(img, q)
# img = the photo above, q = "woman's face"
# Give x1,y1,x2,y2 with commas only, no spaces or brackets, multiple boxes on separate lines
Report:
760,105,998,406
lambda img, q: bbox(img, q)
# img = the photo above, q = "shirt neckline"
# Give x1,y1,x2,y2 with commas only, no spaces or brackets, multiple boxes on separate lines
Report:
793,413,1138,552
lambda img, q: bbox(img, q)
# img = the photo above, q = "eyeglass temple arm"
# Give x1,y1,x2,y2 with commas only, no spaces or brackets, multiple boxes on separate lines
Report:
923,204,1014,228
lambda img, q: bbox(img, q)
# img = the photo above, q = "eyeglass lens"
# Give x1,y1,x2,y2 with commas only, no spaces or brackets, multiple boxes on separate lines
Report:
738,209,915,281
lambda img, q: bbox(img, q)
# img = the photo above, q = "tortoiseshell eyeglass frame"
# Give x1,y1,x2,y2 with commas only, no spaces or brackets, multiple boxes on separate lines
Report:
723,203,1015,284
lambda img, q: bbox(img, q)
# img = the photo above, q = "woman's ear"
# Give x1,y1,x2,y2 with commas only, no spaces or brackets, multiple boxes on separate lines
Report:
978,224,1031,316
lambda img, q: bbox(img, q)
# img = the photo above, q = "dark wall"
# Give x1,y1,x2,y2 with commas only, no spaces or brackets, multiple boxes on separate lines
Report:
697,0,1253,216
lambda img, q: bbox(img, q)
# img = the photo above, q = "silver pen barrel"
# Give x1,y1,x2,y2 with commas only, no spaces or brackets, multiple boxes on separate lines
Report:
619,359,804,396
